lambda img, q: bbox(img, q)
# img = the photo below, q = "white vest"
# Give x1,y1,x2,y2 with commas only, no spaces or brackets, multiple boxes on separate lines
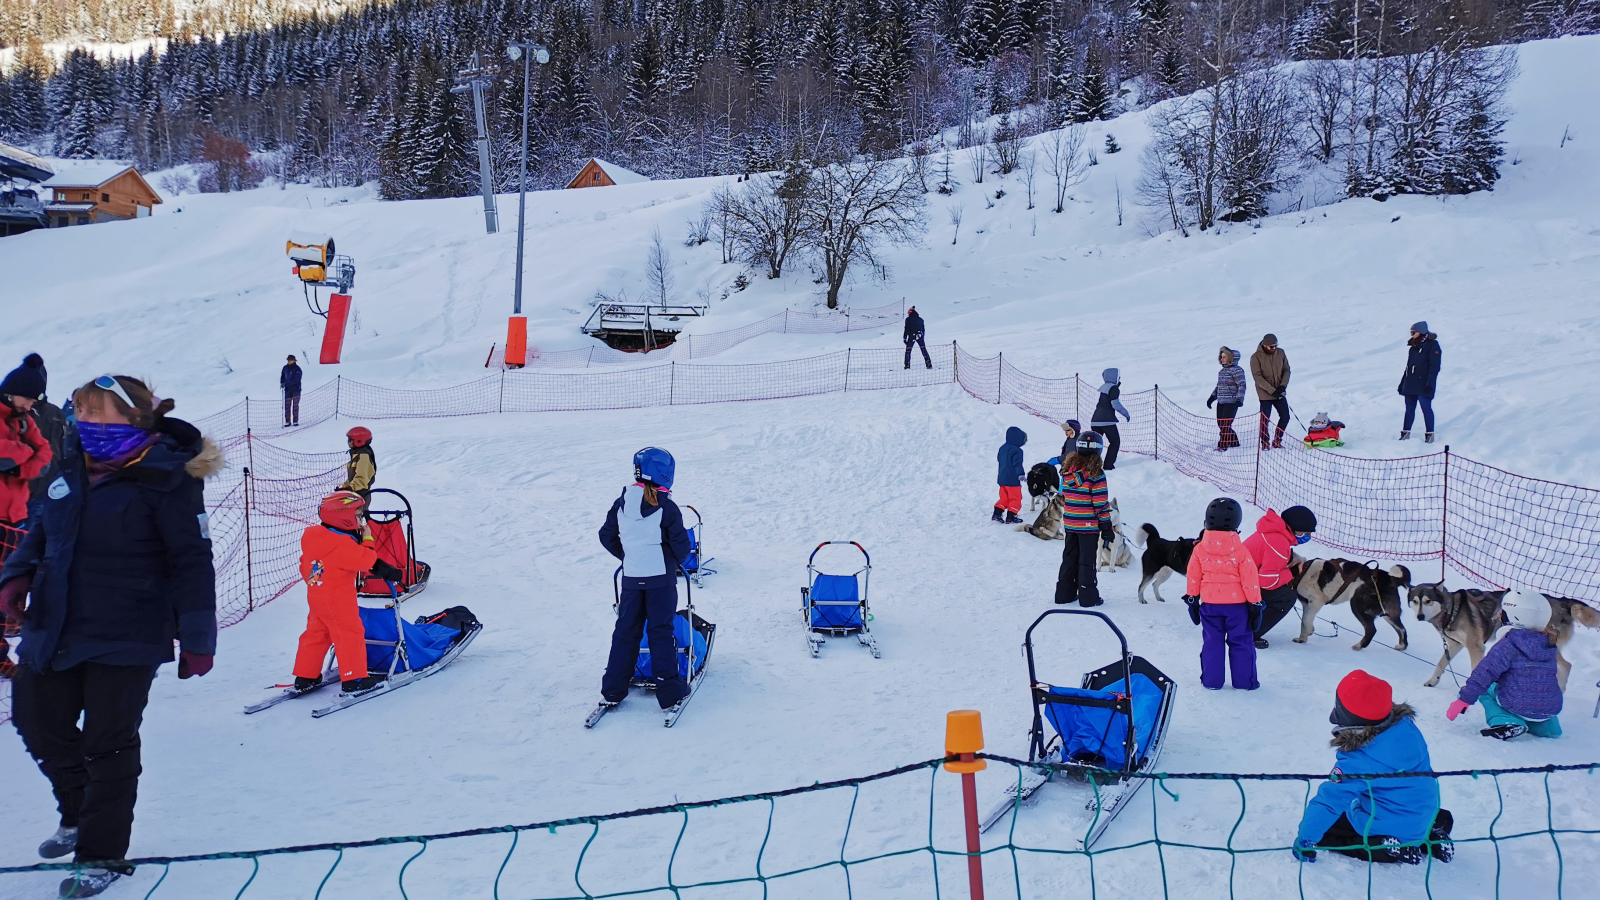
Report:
617,485,668,579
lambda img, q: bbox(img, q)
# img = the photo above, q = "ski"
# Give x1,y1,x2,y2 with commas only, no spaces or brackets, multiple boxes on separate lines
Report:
979,766,1053,832
663,672,706,728
584,700,620,728
244,668,337,714
310,623,481,718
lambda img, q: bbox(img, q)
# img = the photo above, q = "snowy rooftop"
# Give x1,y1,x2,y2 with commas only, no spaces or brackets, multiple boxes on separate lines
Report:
590,158,649,185
41,160,135,188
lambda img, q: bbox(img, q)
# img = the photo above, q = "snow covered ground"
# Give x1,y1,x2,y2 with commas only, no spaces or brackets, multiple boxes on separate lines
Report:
2,34,1599,900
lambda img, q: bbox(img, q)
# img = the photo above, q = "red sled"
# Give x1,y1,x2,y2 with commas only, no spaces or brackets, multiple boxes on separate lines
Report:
359,488,432,602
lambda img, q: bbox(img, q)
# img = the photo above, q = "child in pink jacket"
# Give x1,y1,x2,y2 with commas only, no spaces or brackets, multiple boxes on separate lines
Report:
1184,497,1262,690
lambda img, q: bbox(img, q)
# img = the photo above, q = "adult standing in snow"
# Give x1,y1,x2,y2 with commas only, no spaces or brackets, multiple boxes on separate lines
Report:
598,447,692,710
1207,347,1247,451
1243,505,1317,649
1398,322,1441,442
992,426,1028,524
1183,498,1260,690
1053,432,1114,607
1446,590,1563,740
903,306,932,370
280,354,303,428
1294,670,1453,865
0,375,220,898
1250,335,1291,449
339,426,376,501
1089,368,1130,470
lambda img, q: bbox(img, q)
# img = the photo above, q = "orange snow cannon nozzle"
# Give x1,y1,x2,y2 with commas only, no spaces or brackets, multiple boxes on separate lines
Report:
944,710,986,773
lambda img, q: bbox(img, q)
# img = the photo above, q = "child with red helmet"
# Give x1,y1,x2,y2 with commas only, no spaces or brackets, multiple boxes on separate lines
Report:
339,426,376,500
292,491,403,694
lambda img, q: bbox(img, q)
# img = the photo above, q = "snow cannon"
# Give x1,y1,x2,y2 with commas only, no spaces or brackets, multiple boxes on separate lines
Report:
286,231,358,363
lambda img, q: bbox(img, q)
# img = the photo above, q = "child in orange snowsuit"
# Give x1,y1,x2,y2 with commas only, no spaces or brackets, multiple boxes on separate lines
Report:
1185,497,1262,690
293,491,402,692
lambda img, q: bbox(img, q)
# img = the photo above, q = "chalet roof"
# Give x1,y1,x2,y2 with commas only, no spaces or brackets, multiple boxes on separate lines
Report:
45,202,98,212
589,158,650,185
42,161,136,188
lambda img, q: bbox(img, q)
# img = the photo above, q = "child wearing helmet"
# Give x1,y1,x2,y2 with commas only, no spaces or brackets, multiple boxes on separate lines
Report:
1184,497,1262,690
339,426,375,500
1053,431,1113,607
292,491,404,695
597,447,693,709
1446,590,1563,740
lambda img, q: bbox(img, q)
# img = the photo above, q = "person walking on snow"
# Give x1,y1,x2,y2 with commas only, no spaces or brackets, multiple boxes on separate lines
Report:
280,354,303,427
293,491,404,697
1446,590,1563,740
1207,347,1247,451
599,447,692,710
1243,505,1316,648
339,426,376,500
903,306,932,370
1053,432,1114,607
1090,368,1130,470
1294,670,1453,865
0,375,220,899
1183,498,1261,690
1398,322,1441,442
1251,335,1291,449
992,427,1028,524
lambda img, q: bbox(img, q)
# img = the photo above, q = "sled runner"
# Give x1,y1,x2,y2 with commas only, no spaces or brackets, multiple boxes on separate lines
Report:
587,566,716,728
358,489,431,602
681,505,717,587
310,591,481,717
801,541,879,658
979,609,1176,848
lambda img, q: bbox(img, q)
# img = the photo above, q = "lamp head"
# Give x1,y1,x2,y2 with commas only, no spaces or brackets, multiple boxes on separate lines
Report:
535,46,550,64
506,44,521,61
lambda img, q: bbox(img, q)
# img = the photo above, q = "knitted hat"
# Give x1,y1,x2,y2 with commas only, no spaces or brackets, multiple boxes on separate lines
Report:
1280,506,1317,534
0,353,46,401
1262,333,1278,347
1410,321,1429,335
1331,670,1392,726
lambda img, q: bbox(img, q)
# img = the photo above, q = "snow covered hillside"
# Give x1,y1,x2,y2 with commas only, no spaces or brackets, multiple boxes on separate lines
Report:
1,35,1599,900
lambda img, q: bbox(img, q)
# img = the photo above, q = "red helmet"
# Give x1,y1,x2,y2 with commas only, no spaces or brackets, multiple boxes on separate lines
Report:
319,491,367,531
346,426,372,447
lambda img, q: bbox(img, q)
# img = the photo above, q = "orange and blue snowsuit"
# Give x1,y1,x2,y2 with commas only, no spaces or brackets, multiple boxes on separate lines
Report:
293,525,378,682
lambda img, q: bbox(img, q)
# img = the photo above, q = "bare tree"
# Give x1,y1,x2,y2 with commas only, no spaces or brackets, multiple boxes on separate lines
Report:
992,115,1022,174
968,136,990,184
947,203,965,244
910,141,933,192
1041,125,1089,213
708,163,811,279
1019,149,1038,210
646,227,674,305
1136,140,1190,237
804,159,928,308
1300,60,1348,162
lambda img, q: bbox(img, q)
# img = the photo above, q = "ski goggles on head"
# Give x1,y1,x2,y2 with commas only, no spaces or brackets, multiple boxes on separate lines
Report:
93,375,143,413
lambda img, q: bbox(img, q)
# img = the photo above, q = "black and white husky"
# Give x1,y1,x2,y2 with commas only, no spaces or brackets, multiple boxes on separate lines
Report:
1133,524,1196,603
1290,559,1411,650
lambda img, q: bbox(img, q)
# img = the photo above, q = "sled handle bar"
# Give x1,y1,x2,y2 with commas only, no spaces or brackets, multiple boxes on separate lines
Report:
1022,608,1133,693
808,541,869,567
610,564,695,612
364,487,413,523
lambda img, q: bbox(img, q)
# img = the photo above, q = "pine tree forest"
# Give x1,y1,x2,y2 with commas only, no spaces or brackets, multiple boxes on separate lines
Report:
0,0,1594,202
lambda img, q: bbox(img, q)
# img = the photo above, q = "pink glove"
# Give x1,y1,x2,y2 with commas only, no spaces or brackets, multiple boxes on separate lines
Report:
1446,699,1469,721
0,575,31,621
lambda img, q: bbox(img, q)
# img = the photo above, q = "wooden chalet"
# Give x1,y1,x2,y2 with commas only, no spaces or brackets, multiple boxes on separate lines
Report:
43,162,162,227
564,158,650,189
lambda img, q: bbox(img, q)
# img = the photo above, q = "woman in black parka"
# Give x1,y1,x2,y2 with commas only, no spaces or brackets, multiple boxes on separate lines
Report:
0,375,220,899
1398,321,1442,442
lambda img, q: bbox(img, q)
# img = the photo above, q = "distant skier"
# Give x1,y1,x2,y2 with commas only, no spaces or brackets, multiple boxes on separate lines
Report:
1207,347,1246,451
1184,497,1260,690
1250,334,1290,449
598,447,692,711
1398,322,1441,442
1446,590,1563,740
280,354,303,427
292,491,404,696
1053,432,1113,607
903,306,932,370
1295,670,1453,865
992,426,1027,524
1243,505,1317,649
1089,368,1130,470
339,426,376,500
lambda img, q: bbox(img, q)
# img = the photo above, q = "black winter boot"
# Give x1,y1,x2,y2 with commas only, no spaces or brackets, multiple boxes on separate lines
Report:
341,675,384,695
1481,724,1527,740
1005,512,1023,524
1424,432,1435,443
991,507,1005,522
293,676,321,692
1399,430,1411,441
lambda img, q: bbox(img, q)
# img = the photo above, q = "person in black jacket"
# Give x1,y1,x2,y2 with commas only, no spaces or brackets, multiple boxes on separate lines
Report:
0,375,219,899
903,306,932,370
597,447,692,710
1398,322,1441,442
280,354,303,427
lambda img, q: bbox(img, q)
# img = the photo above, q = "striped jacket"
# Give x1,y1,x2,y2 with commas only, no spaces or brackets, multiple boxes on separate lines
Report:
1214,364,1247,406
1058,465,1111,533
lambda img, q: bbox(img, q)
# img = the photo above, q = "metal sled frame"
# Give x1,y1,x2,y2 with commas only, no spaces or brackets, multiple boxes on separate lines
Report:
357,488,431,603
611,566,717,692
311,587,481,717
801,541,879,658
982,609,1176,847
682,505,717,587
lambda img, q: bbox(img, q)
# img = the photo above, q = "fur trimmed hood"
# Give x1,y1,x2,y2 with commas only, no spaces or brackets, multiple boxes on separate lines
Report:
1331,703,1416,752
185,437,225,480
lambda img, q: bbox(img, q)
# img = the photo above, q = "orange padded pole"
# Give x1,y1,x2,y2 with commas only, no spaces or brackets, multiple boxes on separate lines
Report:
505,316,528,368
945,710,986,900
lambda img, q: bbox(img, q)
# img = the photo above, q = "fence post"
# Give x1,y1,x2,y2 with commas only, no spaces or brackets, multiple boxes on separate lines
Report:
1440,445,1451,582
844,348,851,392
783,309,789,333
244,397,250,430
499,369,506,414
334,376,342,418
244,431,255,612
1153,386,1160,461
996,352,1003,404
1252,425,1262,506
669,362,676,405
1075,374,1080,422
953,340,960,386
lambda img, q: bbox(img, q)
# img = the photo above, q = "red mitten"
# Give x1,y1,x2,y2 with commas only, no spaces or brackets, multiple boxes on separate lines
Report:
178,652,214,679
0,575,32,621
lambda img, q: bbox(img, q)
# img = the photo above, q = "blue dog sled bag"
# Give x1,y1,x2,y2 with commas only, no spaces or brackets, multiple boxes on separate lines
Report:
1042,673,1164,770
634,611,710,680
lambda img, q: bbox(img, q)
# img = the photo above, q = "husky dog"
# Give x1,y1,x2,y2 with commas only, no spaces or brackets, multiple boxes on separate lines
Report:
1133,523,1196,603
1291,559,1412,650
1547,596,1600,690
1026,462,1061,512
1407,584,1508,687
1096,499,1134,571
1016,494,1066,540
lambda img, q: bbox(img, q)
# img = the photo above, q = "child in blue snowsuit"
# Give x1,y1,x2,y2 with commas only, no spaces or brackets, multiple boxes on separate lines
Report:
1447,590,1563,740
992,426,1027,524
598,447,691,709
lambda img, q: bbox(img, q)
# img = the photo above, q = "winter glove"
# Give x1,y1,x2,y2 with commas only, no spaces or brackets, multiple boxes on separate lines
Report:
1292,839,1317,863
178,651,213,679
1098,521,1115,545
0,457,18,474
1246,602,1264,633
1446,699,1470,721
0,575,31,620
370,558,406,583
1206,392,1216,409
1184,595,1202,626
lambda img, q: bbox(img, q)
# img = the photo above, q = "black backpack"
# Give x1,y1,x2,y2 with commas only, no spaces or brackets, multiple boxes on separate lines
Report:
1026,462,1061,497
415,606,481,633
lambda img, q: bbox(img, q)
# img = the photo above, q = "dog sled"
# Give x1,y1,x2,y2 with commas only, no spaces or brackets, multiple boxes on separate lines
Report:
801,541,879,658
979,609,1177,848
357,489,431,602
681,505,717,587
586,566,715,728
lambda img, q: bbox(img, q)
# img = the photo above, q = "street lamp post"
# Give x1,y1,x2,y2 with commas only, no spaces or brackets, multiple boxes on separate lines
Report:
503,41,549,367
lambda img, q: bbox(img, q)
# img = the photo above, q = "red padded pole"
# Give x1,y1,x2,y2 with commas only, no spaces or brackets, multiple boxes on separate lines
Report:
319,294,352,364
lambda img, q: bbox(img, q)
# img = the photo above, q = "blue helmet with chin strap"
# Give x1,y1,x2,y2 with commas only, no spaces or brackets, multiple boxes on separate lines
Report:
633,446,675,490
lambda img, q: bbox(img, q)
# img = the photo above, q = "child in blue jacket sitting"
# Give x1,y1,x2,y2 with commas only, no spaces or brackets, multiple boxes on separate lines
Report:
1294,670,1453,865
1447,590,1563,740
